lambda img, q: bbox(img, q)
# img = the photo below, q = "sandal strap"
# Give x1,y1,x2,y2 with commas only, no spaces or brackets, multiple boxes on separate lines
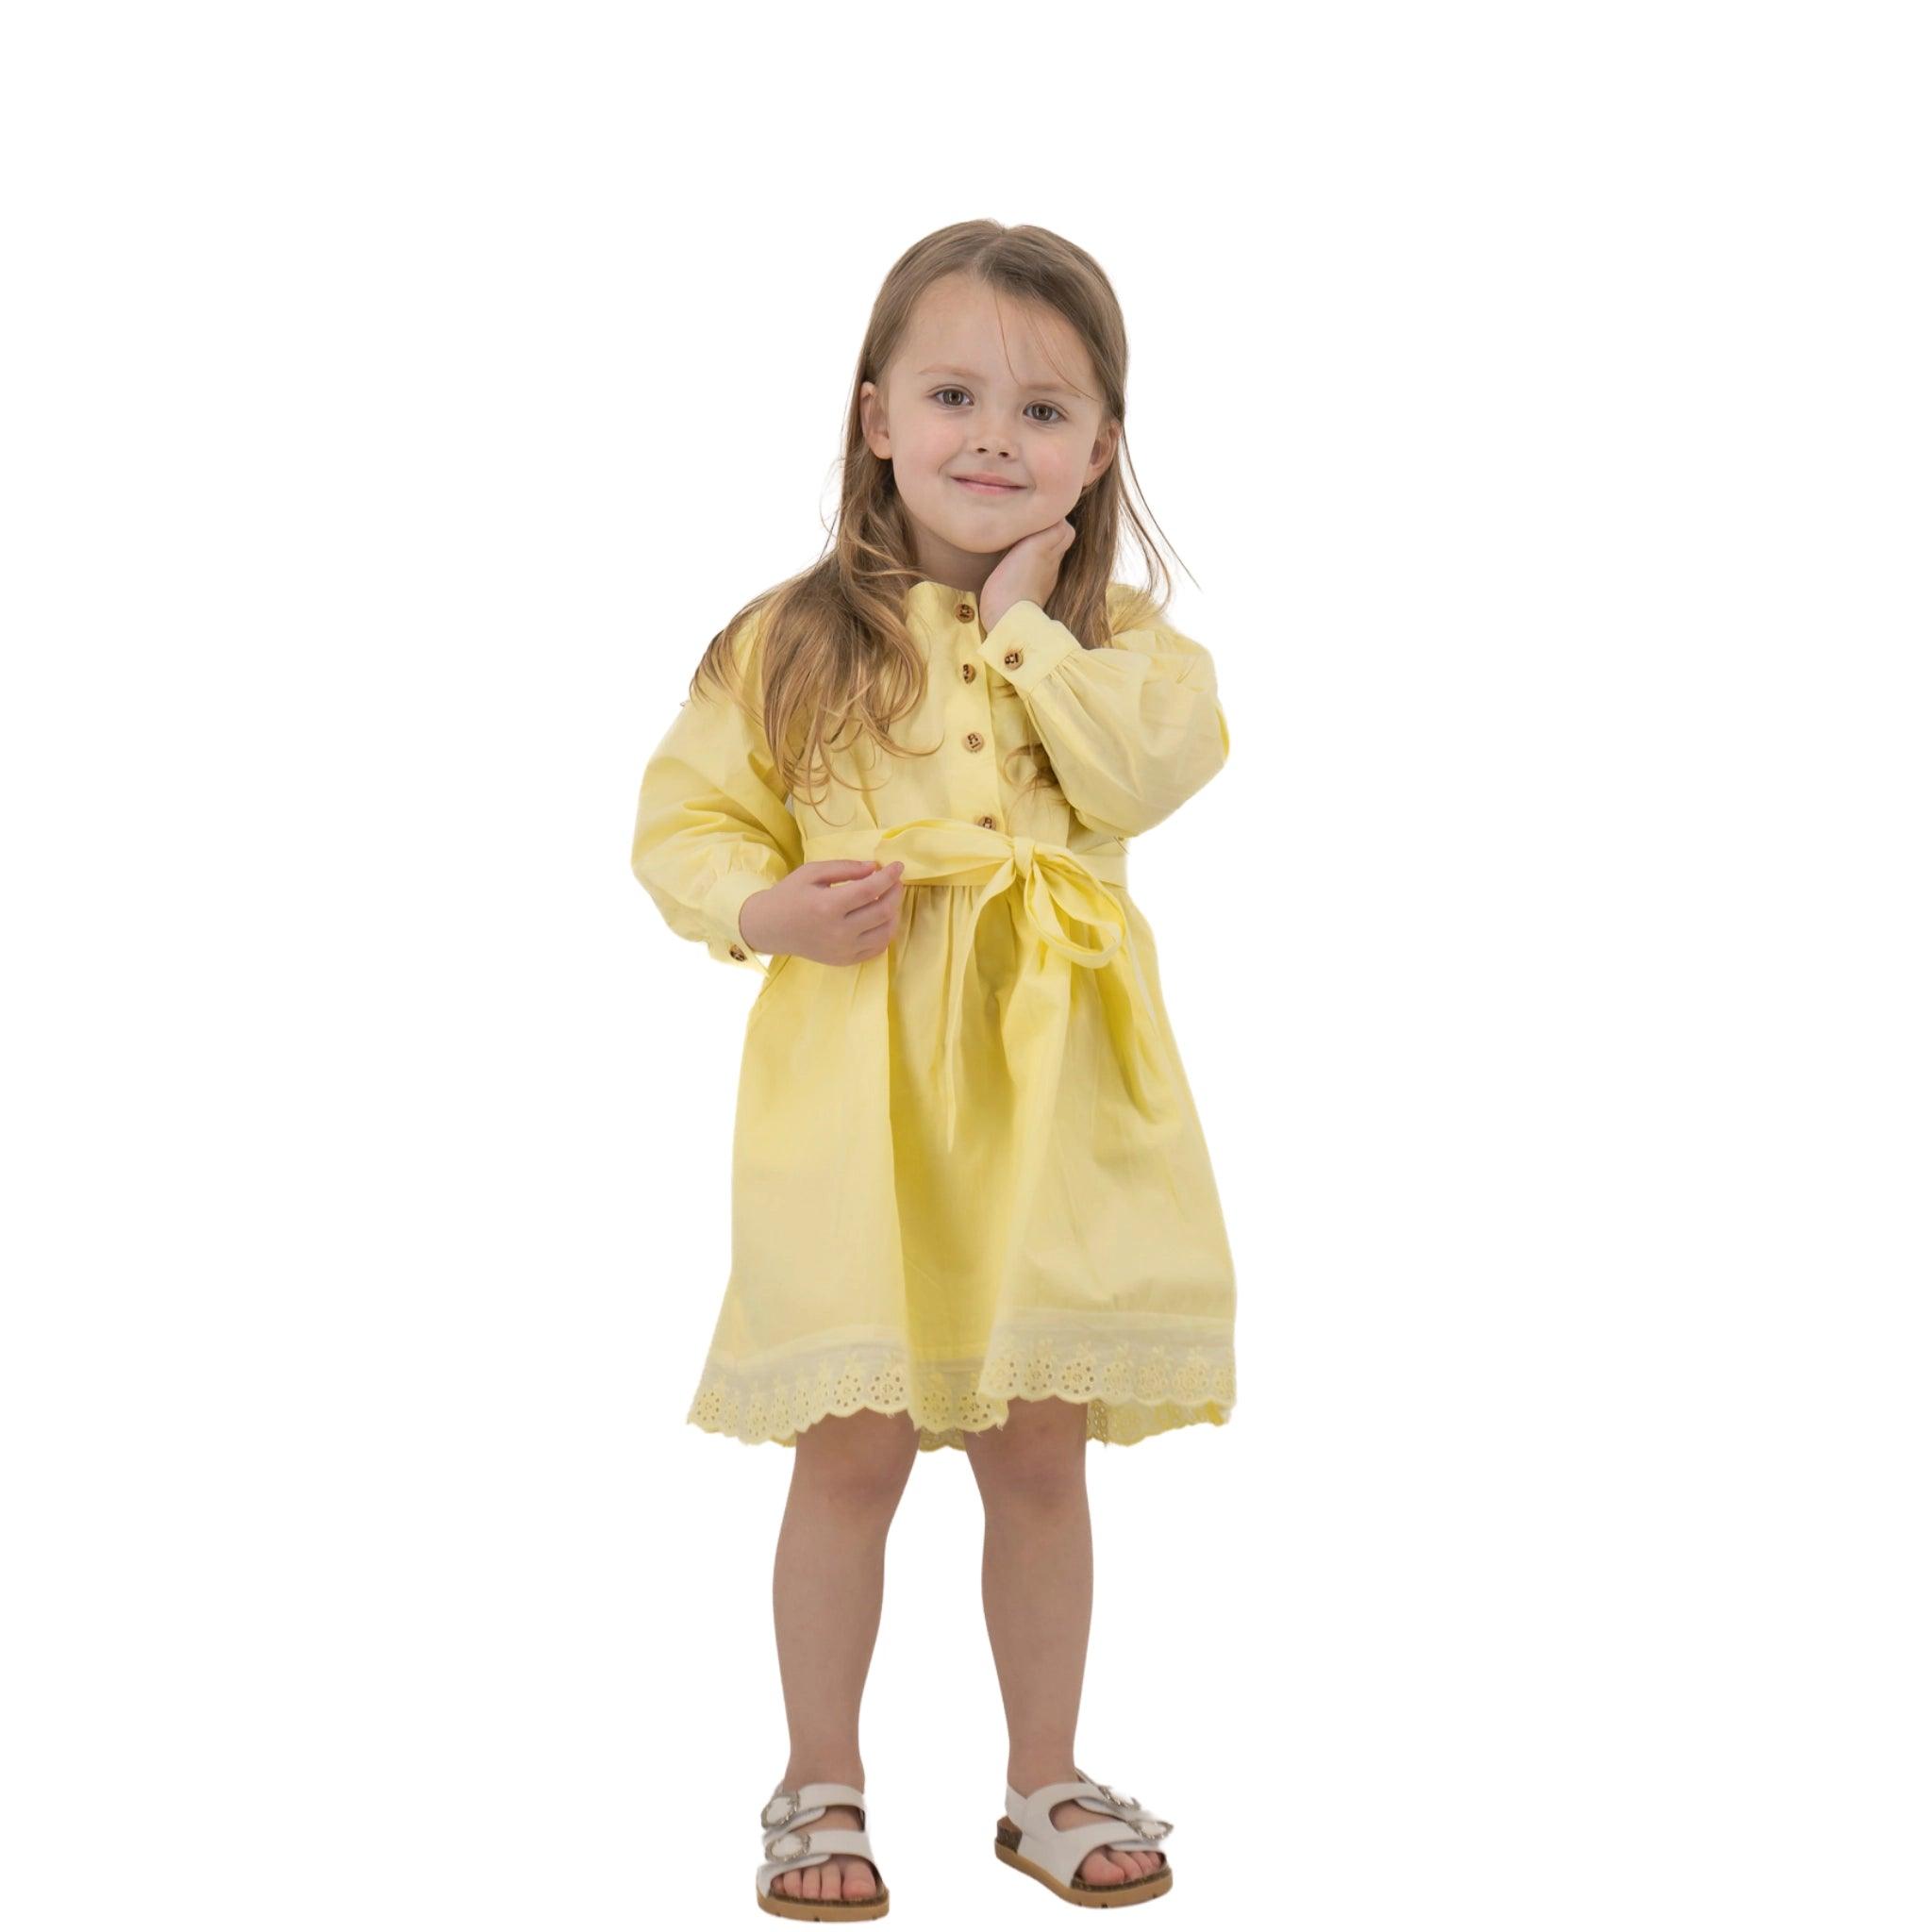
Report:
1074,1765,1159,1823
1005,1777,1096,1816
1005,1775,1160,1826
1004,1773,1174,1890
760,1781,867,1830
758,1785,879,1897
757,1827,880,1896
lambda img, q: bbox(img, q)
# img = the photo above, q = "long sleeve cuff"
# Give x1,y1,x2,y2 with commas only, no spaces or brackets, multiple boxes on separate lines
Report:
968,595,1229,839
975,600,1083,691
703,866,784,974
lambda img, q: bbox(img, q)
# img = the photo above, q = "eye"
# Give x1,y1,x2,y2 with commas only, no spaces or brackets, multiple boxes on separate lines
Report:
930,388,1065,425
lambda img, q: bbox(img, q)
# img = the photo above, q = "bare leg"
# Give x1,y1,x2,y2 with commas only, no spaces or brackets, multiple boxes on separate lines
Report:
962,1396,1165,1887
767,1407,919,1904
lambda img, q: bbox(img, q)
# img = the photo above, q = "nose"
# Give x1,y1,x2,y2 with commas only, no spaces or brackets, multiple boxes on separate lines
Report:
973,411,1018,458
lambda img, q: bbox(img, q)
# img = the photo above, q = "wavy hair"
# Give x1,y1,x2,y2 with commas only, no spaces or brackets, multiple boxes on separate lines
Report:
688,220,1185,812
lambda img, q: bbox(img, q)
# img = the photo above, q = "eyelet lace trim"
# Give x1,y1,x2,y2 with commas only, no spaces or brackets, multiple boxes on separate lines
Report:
686,1328,1235,1452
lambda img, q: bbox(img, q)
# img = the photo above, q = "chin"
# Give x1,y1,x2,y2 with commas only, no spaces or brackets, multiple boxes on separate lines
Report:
921,517,1000,555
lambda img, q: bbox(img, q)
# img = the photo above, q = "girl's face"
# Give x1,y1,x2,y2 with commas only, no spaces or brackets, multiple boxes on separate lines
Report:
859,274,1119,596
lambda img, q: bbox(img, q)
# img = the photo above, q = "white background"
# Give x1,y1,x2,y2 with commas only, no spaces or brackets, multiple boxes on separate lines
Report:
5,3,1927,1926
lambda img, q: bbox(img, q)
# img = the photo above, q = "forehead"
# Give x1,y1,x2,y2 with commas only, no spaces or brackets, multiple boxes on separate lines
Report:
895,276,1096,397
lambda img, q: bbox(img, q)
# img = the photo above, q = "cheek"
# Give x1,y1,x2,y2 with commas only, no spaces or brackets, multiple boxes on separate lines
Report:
896,419,952,472
1030,448,1086,497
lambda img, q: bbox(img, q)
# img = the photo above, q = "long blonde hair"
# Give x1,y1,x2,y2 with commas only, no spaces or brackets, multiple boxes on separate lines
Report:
690,220,1185,811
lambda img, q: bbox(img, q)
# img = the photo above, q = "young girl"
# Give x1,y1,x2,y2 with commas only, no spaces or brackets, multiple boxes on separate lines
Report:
629,221,1235,1919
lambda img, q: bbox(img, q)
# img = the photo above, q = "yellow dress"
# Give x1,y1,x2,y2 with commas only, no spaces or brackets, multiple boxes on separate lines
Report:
630,579,1237,1452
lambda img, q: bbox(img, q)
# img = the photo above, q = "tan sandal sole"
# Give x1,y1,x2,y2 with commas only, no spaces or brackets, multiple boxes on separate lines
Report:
756,1879,890,1920
993,1819,1174,1907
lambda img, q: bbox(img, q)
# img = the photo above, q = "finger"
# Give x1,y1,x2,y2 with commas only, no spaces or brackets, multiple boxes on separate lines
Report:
846,895,895,943
804,859,884,883
850,906,897,957
855,884,903,933
826,861,903,908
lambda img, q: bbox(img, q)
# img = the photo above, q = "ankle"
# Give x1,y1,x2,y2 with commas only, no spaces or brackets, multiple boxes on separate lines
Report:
1007,1757,1079,1796
781,1758,866,1792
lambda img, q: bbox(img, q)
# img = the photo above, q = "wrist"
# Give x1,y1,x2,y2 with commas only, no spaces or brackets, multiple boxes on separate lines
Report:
981,595,1035,635
737,886,774,954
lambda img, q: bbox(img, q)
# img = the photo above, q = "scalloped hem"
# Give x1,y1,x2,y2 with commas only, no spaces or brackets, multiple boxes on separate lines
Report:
684,1329,1236,1453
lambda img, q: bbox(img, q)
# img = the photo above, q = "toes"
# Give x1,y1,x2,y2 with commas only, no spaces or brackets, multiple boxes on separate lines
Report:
842,1860,876,1899
1081,1845,1164,1885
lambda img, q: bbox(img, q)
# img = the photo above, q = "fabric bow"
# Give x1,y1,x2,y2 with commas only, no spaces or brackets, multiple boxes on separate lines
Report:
858,817,1176,1151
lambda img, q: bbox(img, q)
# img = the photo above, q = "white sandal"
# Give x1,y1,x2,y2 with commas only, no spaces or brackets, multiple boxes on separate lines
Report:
993,1765,1175,1907
757,1780,891,1920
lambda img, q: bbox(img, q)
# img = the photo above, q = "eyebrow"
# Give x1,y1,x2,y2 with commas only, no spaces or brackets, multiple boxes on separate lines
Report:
917,363,1083,400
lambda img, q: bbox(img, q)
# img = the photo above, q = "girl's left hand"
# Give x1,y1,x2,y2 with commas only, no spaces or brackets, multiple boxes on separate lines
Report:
979,518,1076,633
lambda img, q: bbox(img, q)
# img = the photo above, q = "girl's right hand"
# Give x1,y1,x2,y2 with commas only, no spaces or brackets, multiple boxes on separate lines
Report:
738,859,905,966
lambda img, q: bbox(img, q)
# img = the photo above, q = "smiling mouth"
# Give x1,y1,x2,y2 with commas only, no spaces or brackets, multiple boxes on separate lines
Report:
954,476,1025,495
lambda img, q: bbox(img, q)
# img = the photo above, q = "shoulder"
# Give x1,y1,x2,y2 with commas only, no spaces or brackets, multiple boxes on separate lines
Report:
693,594,779,706
724,596,779,673
1104,581,1209,658
1104,580,1163,632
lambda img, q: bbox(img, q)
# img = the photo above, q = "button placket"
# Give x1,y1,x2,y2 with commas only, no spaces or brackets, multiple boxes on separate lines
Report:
946,594,1000,824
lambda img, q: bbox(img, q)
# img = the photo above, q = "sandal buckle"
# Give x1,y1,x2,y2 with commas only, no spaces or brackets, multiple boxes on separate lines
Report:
761,1790,801,1828
769,1829,812,1861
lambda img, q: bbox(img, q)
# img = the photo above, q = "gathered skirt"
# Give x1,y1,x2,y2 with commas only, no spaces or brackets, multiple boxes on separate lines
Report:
684,839,1238,1453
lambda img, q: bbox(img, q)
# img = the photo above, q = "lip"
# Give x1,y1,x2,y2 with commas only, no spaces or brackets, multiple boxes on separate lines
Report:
953,475,1025,494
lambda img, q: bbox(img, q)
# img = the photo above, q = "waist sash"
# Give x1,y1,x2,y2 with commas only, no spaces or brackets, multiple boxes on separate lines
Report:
800,817,1174,1149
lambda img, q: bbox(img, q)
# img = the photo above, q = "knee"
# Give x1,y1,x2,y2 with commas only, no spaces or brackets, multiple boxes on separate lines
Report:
792,1407,920,1512
965,1396,1089,1507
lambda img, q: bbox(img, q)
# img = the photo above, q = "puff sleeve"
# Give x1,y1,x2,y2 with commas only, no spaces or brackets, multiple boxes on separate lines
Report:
629,619,804,976
975,601,1231,839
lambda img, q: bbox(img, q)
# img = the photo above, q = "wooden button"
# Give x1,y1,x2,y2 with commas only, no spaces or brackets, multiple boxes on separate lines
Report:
1002,648,1024,669
728,944,747,960
963,730,984,751
956,601,975,624
960,661,976,681
975,814,997,829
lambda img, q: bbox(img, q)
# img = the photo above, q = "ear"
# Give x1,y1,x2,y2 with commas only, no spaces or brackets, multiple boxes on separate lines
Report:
858,380,891,459
1085,419,1122,488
